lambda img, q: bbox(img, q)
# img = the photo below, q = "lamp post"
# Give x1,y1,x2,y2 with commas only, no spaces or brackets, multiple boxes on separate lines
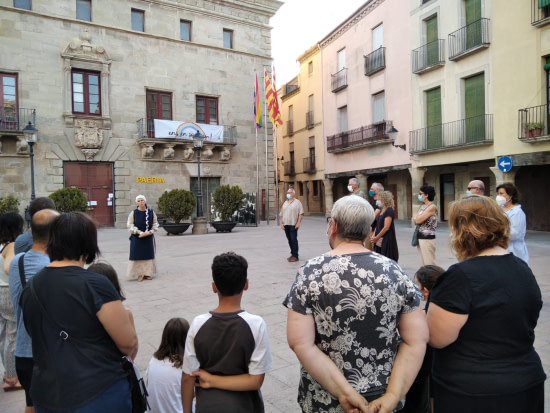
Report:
191,133,208,234
194,134,204,217
23,122,38,201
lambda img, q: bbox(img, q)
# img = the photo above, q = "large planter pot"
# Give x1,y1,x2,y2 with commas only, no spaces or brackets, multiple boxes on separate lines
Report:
161,222,191,235
210,221,237,233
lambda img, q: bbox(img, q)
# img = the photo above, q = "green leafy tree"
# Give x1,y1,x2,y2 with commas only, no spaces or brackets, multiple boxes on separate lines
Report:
49,187,87,213
157,189,196,223
212,185,244,222
0,195,20,215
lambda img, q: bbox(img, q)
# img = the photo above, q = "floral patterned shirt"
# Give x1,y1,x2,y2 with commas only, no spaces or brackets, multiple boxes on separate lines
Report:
283,252,420,413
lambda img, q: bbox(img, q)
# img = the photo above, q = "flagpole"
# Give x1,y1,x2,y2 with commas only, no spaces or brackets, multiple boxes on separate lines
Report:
274,126,280,225
254,70,260,225
263,67,270,225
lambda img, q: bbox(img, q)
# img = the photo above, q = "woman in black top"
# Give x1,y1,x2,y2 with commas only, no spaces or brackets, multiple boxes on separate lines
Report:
427,196,546,413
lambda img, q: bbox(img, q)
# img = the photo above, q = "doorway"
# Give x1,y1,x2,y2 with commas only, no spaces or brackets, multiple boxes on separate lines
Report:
440,173,455,221
190,177,220,221
64,162,114,227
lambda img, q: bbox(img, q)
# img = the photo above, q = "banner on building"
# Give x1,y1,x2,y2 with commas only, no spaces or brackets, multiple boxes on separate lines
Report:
153,120,224,143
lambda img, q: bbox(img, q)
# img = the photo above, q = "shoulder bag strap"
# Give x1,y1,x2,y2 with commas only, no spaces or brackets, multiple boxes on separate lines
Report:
18,254,26,288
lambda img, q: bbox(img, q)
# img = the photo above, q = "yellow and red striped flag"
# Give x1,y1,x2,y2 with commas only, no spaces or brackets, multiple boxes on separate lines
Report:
254,72,262,129
264,67,283,127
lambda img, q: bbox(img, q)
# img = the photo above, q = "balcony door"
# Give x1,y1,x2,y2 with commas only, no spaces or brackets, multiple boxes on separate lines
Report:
464,73,485,143
426,87,442,149
146,90,172,138
426,16,439,66
465,0,482,49
0,73,18,130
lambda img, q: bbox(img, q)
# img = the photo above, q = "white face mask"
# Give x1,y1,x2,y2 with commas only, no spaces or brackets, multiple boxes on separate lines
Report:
495,195,507,207
347,185,353,192
286,194,291,200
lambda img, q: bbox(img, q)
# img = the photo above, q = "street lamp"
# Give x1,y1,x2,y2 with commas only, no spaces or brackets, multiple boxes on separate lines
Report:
193,133,204,217
23,121,38,201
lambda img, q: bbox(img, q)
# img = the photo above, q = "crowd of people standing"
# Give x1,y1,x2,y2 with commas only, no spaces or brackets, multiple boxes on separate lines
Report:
0,178,544,413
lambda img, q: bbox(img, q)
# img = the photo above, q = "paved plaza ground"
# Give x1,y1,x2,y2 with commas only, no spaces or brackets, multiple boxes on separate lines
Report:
2,216,549,412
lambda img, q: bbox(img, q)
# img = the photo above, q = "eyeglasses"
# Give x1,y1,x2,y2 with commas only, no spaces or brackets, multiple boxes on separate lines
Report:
467,187,480,191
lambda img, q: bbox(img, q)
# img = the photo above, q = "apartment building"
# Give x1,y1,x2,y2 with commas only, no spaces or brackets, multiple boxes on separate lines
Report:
319,0,413,219
0,0,281,227
277,45,326,215
410,0,550,229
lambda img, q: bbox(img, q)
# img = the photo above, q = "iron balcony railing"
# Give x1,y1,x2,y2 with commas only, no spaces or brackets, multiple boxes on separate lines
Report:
518,104,549,141
364,47,386,76
327,121,393,153
283,160,296,176
303,156,316,173
306,111,314,129
287,119,294,136
331,68,347,92
409,114,493,154
448,18,490,60
532,0,550,25
136,118,237,144
412,40,445,74
0,107,36,131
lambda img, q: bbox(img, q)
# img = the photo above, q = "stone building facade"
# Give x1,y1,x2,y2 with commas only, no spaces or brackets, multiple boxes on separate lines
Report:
0,0,281,227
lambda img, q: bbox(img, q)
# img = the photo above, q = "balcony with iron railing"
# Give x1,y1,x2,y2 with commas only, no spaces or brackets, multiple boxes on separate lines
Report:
136,118,237,143
306,111,314,129
409,114,493,154
287,120,294,136
532,0,550,26
448,18,490,60
284,160,296,176
518,104,550,141
331,68,347,93
326,121,394,153
0,107,36,132
364,47,386,76
303,156,316,173
412,40,445,74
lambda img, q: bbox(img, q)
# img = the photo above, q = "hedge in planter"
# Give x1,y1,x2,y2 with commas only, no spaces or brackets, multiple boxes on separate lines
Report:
212,185,244,222
49,187,87,213
157,189,196,223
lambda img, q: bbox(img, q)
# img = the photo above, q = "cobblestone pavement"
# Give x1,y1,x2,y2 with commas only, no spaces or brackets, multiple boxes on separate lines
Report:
2,217,549,412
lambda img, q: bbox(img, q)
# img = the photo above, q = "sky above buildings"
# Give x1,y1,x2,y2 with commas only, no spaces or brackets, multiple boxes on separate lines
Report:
270,0,367,85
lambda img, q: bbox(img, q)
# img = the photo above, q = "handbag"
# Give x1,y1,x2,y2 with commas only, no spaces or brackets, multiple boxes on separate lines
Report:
411,225,420,247
121,356,150,413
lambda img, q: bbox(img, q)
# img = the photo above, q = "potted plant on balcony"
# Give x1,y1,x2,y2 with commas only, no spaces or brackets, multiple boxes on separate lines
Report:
211,184,244,232
157,189,195,235
525,122,544,137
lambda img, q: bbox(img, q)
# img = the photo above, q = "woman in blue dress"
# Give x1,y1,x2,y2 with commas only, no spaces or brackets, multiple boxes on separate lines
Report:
127,194,159,281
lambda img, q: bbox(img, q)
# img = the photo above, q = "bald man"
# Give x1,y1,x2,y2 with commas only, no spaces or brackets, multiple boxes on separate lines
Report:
467,180,485,195
9,209,60,412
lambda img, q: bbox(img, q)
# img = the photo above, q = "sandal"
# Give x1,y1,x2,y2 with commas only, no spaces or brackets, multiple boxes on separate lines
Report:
137,275,144,282
143,275,153,280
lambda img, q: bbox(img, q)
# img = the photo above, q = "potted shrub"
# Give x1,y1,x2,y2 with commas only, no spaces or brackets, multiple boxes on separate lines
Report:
0,195,20,215
49,187,87,213
525,122,544,137
211,184,244,232
157,189,195,235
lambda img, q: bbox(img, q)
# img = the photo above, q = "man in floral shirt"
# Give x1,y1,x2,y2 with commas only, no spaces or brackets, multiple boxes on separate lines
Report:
283,195,429,413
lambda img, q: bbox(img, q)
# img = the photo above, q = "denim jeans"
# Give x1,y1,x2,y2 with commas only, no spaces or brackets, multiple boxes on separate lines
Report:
284,225,299,258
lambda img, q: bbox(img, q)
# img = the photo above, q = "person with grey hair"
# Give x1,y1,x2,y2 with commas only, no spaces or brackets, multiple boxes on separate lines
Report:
466,179,485,195
284,195,428,413
127,194,159,281
347,177,366,199
280,187,304,262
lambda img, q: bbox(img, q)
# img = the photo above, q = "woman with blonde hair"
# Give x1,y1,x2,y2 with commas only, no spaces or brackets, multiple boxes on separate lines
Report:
370,190,399,261
427,195,545,412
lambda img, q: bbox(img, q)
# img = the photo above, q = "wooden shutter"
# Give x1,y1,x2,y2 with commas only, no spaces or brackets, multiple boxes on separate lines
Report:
426,16,438,66
465,73,485,142
426,87,442,149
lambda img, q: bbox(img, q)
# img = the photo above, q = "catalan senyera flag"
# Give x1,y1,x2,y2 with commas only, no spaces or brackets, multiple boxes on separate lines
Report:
265,68,283,127
254,72,262,129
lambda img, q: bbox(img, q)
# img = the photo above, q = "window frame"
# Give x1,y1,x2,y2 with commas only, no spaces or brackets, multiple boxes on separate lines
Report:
223,29,233,49
76,0,91,22
131,8,145,32
372,91,386,123
196,96,219,125
180,20,192,41
71,70,101,116
0,73,19,129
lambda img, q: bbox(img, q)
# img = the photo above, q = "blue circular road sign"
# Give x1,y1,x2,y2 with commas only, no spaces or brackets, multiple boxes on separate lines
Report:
497,156,513,173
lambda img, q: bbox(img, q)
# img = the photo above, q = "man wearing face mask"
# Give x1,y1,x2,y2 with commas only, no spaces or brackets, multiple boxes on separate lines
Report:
347,178,366,199
466,180,485,196
280,188,304,262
